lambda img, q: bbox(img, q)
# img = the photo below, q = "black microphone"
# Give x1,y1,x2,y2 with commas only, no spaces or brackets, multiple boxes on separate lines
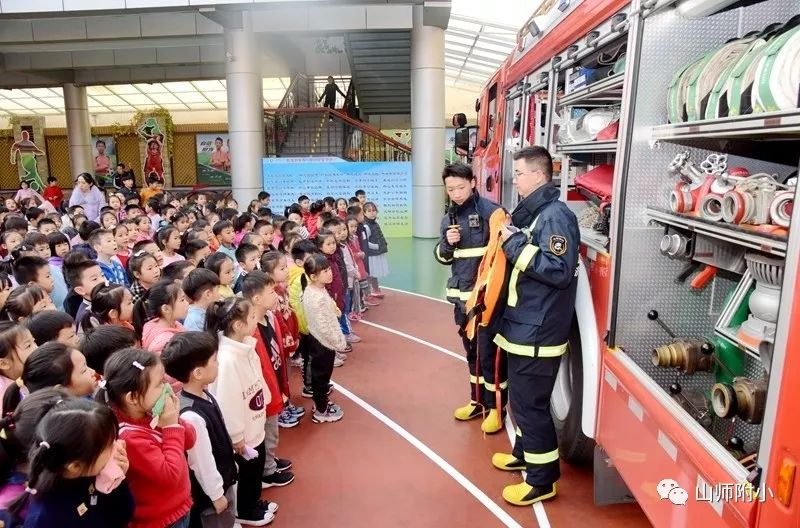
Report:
448,203,458,228
448,203,459,247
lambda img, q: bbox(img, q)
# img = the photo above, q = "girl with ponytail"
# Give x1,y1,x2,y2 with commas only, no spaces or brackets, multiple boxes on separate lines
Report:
0,285,54,322
0,322,36,416
23,398,133,527
80,283,134,333
95,348,194,527
0,388,71,524
206,296,276,524
133,279,188,356
169,210,189,235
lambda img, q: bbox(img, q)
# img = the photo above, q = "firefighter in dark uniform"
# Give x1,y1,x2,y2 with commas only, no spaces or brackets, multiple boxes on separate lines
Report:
433,162,506,434
491,146,579,506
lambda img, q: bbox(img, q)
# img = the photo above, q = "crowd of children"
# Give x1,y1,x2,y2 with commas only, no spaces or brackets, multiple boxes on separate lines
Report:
0,181,391,527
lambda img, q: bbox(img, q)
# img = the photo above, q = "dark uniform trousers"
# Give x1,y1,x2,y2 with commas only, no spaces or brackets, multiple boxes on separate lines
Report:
455,305,508,410
509,354,561,485
436,192,506,412
495,182,581,488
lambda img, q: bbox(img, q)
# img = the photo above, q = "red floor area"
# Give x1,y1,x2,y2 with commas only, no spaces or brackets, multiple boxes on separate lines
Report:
254,290,652,527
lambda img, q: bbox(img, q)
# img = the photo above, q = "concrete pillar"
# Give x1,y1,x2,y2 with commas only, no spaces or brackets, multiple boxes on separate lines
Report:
410,5,446,238
63,84,93,179
225,12,264,207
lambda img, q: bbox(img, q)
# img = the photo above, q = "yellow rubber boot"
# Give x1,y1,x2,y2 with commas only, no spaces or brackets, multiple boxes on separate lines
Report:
453,401,484,421
480,409,503,434
491,453,525,471
502,482,557,506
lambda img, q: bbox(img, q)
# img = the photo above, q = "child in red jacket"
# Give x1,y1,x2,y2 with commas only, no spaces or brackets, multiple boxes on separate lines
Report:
260,250,301,402
98,348,196,528
241,270,296,488
42,176,64,210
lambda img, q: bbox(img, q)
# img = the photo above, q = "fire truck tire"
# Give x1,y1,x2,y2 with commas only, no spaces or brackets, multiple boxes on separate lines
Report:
552,319,595,465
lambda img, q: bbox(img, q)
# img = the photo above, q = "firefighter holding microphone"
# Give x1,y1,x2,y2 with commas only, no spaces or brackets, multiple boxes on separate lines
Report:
433,162,506,434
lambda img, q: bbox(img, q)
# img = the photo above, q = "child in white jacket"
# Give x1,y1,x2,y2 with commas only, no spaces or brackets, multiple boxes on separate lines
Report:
207,297,277,527
301,253,346,423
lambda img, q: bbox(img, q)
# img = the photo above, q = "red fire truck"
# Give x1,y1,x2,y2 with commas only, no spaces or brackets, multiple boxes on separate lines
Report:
454,0,800,526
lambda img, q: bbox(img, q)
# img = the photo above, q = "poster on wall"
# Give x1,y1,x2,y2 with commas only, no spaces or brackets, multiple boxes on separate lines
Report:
263,160,412,237
10,117,49,191
136,115,171,186
196,134,231,186
445,128,458,163
92,136,117,183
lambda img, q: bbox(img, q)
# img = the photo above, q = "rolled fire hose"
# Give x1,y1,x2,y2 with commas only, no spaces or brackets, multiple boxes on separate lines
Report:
725,38,770,116
685,37,754,122
752,26,800,113
705,40,755,120
668,58,704,123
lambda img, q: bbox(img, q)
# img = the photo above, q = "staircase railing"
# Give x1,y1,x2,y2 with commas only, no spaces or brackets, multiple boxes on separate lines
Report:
264,107,411,162
342,81,357,119
265,73,312,156
339,80,359,157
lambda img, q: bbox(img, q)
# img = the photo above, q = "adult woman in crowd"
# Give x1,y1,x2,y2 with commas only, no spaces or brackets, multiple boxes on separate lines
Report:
68,173,106,221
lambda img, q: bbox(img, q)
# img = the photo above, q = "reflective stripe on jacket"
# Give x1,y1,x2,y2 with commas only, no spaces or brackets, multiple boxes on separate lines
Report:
494,183,580,355
434,192,500,305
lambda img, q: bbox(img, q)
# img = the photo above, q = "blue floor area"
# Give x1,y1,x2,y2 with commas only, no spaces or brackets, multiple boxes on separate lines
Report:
381,238,449,300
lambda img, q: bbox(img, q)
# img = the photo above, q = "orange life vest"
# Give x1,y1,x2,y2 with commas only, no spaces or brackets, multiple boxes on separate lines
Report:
463,208,508,341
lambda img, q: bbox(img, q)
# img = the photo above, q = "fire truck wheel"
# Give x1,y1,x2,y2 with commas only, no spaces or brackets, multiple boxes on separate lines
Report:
551,319,595,465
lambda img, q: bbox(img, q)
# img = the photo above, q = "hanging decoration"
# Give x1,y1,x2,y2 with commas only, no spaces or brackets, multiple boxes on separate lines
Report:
9,115,49,191
132,109,174,187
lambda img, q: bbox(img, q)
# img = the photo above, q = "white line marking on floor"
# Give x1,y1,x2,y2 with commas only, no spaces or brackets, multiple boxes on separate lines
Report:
333,381,524,528
504,416,552,528
360,320,466,363
364,315,551,527
381,286,451,305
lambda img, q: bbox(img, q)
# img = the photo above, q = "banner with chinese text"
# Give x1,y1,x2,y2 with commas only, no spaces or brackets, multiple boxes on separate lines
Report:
262,161,411,237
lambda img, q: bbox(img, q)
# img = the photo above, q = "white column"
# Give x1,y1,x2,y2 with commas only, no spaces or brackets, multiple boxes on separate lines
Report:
225,12,264,207
63,83,93,178
410,5,445,238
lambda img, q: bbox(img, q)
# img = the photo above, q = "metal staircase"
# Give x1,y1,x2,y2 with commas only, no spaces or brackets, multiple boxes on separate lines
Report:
275,112,345,157
265,73,410,162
